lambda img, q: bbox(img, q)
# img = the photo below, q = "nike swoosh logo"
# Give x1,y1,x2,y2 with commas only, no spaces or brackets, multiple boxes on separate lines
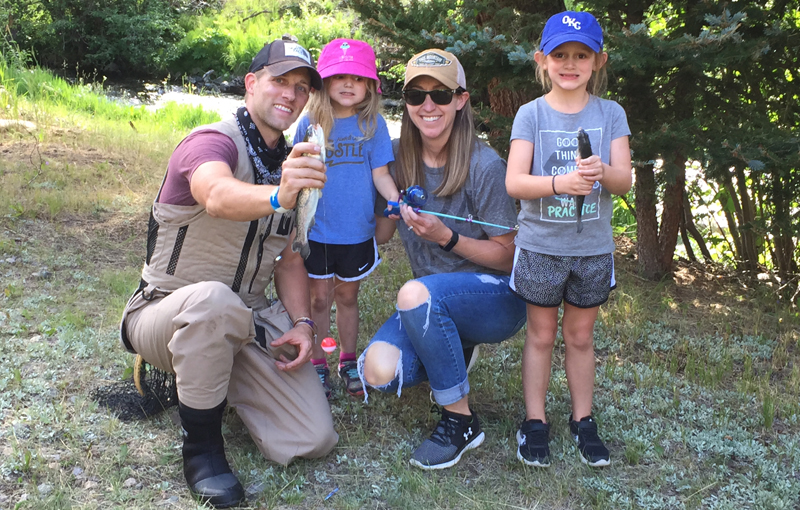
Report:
358,262,369,271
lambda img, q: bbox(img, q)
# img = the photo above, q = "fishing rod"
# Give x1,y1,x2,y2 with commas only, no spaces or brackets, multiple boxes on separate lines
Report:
384,185,519,231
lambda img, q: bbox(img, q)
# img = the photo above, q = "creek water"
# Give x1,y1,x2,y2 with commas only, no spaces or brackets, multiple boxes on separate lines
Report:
104,81,402,139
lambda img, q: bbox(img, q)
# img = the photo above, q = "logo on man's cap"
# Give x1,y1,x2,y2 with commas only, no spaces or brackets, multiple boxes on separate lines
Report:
283,42,312,65
411,51,451,67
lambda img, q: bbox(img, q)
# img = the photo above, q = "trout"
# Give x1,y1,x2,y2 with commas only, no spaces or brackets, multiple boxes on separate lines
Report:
575,128,592,234
291,123,325,259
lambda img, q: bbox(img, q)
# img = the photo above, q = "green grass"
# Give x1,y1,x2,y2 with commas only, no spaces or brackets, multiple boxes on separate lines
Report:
1,62,800,509
0,58,218,221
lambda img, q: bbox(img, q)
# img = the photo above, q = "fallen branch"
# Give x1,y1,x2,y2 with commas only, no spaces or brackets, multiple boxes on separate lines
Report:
241,9,271,23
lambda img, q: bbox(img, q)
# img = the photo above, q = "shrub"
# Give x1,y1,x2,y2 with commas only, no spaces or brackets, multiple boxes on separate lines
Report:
3,0,187,77
171,0,361,77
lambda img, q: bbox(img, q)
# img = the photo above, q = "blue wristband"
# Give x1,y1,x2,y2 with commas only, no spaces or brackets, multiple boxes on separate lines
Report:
270,187,288,214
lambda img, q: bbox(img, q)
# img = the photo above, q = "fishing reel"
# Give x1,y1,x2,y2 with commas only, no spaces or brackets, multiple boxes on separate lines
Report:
383,185,427,217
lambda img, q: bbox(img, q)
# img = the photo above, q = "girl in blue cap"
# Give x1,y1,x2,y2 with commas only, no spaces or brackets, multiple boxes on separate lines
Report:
506,11,632,467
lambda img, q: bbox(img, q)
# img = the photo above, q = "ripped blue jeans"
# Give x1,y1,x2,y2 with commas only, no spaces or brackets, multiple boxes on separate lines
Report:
359,272,526,406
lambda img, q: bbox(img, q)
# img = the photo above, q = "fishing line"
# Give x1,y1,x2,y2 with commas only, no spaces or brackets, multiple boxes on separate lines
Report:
376,184,520,274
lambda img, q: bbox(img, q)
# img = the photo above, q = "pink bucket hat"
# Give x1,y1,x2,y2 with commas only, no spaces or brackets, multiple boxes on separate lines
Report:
317,39,382,93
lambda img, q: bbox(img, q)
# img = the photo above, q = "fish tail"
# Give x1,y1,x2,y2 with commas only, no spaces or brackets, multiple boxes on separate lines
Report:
291,238,303,254
292,237,311,259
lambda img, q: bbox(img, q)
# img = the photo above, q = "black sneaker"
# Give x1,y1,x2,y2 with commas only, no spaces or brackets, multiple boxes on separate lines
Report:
516,419,551,467
338,360,364,397
409,408,485,470
315,364,332,399
569,415,610,467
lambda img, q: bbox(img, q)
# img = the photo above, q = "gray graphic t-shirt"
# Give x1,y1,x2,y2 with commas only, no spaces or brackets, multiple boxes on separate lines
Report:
389,140,517,278
510,95,630,256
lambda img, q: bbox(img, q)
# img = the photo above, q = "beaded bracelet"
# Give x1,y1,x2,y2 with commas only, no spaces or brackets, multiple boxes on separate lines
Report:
292,316,317,340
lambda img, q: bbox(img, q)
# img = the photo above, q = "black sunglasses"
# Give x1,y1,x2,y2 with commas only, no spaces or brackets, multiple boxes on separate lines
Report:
402,88,462,106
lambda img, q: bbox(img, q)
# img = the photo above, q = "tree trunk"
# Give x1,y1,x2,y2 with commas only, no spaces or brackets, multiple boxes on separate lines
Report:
772,176,797,281
680,217,697,262
720,175,744,264
657,152,686,274
634,163,663,279
635,152,685,280
683,191,713,262
734,165,759,274
487,77,535,118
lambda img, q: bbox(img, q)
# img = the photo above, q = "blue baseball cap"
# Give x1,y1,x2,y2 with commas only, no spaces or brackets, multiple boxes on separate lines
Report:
540,11,604,55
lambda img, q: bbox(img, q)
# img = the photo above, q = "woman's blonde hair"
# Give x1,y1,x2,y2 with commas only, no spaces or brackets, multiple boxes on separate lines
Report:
535,51,608,96
305,77,381,148
395,93,476,197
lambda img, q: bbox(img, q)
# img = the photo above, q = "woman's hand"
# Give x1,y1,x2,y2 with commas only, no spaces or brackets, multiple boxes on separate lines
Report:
400,203,451,246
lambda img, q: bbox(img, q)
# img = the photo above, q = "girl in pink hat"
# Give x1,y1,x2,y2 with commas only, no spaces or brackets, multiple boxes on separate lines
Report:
292,38,399,399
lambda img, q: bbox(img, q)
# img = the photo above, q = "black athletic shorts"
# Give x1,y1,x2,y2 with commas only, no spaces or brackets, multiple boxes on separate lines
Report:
509,247,615,308
304,238,381,281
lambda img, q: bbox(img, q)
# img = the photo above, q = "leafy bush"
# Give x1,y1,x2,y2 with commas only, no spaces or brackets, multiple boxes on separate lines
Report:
2,0,187,77
171,0,361,76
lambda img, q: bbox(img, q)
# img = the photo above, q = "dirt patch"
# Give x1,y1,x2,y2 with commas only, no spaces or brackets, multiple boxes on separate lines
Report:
3,213,145,275
0,138,125,171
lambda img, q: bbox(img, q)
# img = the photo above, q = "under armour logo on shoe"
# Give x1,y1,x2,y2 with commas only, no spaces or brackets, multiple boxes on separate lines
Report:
464,427,472,441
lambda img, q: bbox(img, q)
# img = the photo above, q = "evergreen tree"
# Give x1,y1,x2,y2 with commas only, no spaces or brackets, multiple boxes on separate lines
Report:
351,0,800,289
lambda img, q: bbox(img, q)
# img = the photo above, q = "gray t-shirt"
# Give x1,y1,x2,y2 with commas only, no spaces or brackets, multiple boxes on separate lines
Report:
389,140,518,278
510,95,630,256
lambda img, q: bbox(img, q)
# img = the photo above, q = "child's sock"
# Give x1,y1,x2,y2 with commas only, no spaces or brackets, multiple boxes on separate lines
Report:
339,352,356,365
311,358,328,367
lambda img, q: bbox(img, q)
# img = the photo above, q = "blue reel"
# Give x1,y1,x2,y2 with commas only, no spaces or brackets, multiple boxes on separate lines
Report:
383,185,427,217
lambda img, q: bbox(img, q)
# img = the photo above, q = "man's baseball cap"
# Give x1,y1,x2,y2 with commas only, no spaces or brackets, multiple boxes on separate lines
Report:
248,37,323,90
540,11,604,55
317,39,382,93
403,49,467,91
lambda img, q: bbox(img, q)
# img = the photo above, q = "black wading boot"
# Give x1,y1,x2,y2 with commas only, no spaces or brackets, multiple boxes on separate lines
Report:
179,399,245,508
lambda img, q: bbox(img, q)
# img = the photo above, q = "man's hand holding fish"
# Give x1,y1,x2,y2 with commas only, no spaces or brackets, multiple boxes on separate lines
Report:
273,141,327,210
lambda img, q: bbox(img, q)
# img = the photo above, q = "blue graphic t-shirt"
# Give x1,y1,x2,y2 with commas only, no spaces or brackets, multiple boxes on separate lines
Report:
293,114,394,244
510,95,630,256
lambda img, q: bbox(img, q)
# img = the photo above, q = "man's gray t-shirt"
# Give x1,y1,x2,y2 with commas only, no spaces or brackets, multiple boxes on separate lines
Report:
389,140,518,278
510,95,630,256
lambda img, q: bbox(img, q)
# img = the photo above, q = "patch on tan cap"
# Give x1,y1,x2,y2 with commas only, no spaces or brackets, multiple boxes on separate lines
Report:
410,51,452,67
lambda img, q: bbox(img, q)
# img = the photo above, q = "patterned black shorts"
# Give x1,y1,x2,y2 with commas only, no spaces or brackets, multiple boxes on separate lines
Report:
509,247,615,308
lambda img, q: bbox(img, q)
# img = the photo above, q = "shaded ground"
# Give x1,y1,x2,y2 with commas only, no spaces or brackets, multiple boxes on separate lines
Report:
2,137,799,509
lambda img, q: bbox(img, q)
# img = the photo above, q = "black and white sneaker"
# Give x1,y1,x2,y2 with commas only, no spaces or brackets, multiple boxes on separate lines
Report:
314,364,331,400
409,408,485,470
516,419,551,467
569,415,610,467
